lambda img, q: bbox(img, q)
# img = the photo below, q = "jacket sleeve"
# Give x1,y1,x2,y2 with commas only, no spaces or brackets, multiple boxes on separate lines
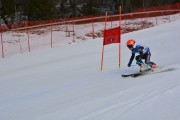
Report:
129,53,135,64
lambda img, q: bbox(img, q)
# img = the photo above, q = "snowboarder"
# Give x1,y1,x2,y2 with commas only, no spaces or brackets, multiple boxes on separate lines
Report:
126,39,158,71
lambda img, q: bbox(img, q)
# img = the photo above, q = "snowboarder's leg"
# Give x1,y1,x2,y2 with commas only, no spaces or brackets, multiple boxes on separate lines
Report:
135,55,143,66
136,55,148,72
144,52,158,70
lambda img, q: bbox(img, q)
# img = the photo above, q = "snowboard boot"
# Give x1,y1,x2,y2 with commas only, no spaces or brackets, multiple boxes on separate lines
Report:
139,64,148,72
151,64,158,71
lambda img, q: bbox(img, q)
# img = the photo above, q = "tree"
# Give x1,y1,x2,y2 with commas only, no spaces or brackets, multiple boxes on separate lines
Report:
80,0,97,16
70,0,77,17
1,0,180,26
113,0,121,13
57,0,68,18
0,0,16,28
25,0,56,20
69,0,82,17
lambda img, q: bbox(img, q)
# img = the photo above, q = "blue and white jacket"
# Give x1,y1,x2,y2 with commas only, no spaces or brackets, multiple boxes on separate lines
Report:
129,44,150,64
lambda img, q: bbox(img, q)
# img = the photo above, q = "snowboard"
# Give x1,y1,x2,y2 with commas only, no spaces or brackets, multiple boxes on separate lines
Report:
121,67,175,78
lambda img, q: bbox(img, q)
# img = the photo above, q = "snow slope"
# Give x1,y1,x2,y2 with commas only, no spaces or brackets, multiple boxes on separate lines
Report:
0,19,180,120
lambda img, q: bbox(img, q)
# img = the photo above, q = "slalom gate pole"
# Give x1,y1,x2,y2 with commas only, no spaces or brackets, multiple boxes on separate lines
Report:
26,20,31,52
100,12,107,71
0,30,4,58
119,6,121,69
92,16,95,39
51,19,53,48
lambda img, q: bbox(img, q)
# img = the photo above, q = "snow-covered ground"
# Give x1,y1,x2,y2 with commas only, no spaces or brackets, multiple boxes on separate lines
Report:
0,17,180,120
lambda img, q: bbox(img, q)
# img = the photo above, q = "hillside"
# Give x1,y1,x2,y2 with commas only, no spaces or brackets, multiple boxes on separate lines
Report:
0,19,180,120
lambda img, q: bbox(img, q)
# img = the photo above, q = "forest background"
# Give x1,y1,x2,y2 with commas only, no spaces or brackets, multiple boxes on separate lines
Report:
0,0,180,26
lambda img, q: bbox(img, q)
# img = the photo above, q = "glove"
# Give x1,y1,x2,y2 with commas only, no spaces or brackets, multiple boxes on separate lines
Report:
127,63,131,67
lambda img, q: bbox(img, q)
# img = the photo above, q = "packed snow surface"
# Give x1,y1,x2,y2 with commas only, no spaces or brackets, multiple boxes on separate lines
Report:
0,19,180,120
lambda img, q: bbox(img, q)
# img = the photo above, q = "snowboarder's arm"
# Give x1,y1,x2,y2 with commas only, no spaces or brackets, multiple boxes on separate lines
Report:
128,53,135,66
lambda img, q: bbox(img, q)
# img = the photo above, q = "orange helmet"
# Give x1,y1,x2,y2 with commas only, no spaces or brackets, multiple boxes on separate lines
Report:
126,39,135,48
